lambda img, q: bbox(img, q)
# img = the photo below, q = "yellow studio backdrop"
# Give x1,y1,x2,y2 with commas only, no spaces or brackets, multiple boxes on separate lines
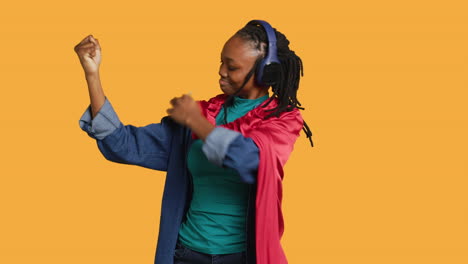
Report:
0,0,467,263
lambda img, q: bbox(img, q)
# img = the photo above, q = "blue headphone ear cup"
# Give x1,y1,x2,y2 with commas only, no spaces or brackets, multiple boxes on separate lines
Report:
255,59,281,87
261,63,281,86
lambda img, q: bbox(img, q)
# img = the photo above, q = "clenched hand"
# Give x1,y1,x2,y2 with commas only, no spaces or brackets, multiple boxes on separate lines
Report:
74,35,102,75
166,94,202,126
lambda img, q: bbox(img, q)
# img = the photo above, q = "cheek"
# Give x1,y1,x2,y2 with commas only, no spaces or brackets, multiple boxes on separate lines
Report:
230,71,248,86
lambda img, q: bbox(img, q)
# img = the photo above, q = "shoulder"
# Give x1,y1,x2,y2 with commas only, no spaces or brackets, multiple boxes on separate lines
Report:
254,98,304,134
259,109,303,138
196,94,227,112
209,94,228,102
246,106,303,165
242,99,303,152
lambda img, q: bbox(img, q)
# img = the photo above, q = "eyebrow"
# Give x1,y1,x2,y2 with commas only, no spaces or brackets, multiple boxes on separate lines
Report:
221,55,235,63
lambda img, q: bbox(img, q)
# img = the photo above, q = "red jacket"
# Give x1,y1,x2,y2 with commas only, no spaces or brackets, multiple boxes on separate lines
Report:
197,94,303,264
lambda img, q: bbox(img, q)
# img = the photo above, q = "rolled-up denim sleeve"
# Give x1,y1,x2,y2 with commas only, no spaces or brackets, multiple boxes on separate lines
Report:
79,97,121,140
202,127,258,184
78,97,173,171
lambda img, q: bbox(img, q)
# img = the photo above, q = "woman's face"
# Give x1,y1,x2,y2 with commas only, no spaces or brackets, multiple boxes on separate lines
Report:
219,35,268,99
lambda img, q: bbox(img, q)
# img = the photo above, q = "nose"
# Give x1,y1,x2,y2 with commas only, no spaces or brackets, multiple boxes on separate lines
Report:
219,63,228,78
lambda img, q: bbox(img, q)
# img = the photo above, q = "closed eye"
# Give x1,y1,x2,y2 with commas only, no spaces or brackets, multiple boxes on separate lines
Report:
220,60,238,71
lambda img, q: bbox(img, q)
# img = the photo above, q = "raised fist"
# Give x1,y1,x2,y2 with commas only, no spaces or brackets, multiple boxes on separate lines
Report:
74,35,102,74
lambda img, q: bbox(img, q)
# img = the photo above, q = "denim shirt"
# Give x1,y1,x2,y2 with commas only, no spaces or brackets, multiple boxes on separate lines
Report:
78,97,260,264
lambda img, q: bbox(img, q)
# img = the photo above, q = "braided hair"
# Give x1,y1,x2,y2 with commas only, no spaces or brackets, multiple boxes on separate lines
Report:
222,21,314,147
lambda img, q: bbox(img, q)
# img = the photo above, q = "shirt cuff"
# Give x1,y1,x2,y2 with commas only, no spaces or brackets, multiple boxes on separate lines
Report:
78,97,122,140
202,127,241,167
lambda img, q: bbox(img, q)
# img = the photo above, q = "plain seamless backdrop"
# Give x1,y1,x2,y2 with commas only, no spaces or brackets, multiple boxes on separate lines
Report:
0,0,467,264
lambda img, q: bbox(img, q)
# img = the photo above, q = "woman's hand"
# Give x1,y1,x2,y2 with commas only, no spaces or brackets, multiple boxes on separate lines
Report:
167,94,215,140
166,94,201,126
74,35,102,75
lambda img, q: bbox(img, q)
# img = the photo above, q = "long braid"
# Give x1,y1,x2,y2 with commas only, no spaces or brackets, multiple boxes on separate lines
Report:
235,23,314,147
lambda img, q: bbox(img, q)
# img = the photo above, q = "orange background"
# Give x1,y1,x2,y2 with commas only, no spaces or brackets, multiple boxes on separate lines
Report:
0,0,467,263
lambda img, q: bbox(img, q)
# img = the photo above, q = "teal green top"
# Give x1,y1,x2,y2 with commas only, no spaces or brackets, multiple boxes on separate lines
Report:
178,94,269,254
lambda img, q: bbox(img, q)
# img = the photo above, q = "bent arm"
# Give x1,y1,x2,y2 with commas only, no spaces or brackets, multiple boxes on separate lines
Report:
79,97,174,171
202,127,258,184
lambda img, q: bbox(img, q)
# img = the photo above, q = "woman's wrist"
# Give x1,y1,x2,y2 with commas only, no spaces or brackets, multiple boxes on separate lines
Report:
85,71,100,80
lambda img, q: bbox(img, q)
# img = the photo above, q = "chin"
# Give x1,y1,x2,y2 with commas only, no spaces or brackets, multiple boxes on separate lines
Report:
220,85,234,95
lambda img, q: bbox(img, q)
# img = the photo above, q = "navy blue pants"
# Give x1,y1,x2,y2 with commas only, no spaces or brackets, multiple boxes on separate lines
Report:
173,242,246,264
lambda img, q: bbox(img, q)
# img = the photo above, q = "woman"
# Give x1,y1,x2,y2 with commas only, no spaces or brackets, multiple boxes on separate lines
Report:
75,20,313,264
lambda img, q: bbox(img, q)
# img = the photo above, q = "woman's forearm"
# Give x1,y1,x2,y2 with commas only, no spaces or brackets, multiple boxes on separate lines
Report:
85,72,105,119
186,113,215,141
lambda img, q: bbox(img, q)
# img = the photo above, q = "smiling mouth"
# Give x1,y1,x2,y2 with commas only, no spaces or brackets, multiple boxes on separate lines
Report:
219,79,230,86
